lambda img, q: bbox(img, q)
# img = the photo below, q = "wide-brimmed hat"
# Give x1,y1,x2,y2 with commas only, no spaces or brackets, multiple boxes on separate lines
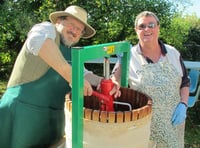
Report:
49,5,96,39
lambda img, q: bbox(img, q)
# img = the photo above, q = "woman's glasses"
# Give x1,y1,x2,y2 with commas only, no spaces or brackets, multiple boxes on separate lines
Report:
137,22,157,30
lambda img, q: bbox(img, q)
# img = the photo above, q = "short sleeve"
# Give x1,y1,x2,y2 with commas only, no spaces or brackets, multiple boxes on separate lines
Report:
26,22,56,55
84,66,93,75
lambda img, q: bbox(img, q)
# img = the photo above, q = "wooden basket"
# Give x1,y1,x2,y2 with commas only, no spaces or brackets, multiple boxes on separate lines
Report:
65,87,152,123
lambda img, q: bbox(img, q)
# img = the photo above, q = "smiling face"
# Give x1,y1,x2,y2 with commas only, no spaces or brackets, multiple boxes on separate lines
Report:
135,15,160,45
55,16,85,47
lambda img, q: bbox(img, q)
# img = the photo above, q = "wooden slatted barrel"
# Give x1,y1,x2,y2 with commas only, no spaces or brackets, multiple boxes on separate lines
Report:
65,87,152,148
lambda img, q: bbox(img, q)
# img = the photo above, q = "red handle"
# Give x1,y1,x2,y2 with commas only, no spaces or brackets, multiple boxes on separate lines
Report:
92,90,114,111
92,91,110,103
92,79,114,111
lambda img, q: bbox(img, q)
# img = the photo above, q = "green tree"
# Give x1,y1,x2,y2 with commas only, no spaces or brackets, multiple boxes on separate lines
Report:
0,0,190,79
77,0,176,46
183,19,200,60
160,14,194,52
0,0,177,47
0,0,42,78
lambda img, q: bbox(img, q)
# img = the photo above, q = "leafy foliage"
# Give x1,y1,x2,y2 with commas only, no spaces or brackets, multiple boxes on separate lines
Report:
183,21,200,60
0,0,177,47
0,0,200,77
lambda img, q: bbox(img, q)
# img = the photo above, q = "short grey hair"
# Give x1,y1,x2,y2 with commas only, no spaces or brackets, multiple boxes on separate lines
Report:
134,11,160,27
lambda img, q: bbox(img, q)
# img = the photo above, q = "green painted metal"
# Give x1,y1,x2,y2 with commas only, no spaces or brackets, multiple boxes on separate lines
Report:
71,41,130,148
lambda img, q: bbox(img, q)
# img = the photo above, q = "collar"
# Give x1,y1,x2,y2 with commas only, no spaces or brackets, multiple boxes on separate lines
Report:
136,40,167,55
136,40,167,63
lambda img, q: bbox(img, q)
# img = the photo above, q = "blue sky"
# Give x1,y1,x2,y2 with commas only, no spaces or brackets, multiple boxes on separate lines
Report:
184,0,200,17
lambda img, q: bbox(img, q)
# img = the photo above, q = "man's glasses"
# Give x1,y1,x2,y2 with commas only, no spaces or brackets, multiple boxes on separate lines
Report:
61,17,85,35
137,22,157,30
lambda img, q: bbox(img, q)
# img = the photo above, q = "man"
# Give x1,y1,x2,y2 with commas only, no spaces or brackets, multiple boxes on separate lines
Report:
0,5,120,147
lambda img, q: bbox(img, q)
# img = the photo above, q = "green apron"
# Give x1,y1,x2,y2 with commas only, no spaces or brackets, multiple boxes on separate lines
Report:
0,44,71,148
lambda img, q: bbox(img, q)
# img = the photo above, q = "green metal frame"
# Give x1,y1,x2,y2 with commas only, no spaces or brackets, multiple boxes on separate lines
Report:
71,41,130,148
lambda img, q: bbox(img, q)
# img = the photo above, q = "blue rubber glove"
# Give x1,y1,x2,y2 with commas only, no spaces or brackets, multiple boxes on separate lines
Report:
171,102,187,126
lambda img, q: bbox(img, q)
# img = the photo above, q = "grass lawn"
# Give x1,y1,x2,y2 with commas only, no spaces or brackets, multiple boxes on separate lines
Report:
0,79,199,147
185,101,200,147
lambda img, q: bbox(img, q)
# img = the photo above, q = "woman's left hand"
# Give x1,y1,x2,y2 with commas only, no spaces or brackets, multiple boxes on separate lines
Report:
171,102,187,126
96,79,121,98
109,79,121,98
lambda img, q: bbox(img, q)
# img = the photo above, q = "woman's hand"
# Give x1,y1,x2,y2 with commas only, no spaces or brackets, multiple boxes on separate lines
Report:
96,79,121,98
109,79,121,98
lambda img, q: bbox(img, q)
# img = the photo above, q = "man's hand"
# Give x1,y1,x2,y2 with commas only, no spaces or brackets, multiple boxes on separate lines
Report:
84,79,93,96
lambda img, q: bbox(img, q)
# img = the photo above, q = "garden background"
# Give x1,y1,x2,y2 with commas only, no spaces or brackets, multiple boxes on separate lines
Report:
0,0,200,147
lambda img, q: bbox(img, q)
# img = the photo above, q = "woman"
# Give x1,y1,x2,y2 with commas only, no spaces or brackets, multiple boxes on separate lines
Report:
112,11,190,148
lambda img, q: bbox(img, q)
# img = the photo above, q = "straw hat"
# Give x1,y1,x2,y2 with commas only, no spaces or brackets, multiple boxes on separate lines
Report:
49,5,96,39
